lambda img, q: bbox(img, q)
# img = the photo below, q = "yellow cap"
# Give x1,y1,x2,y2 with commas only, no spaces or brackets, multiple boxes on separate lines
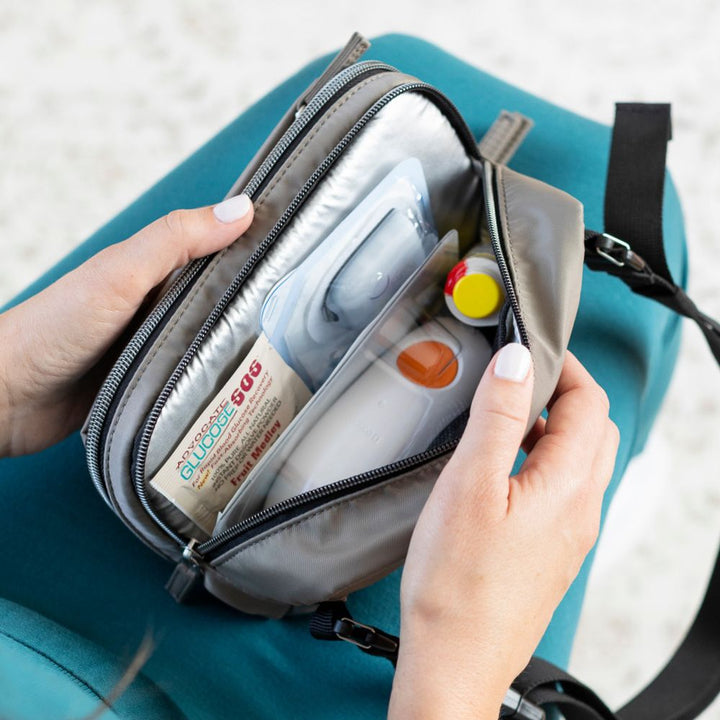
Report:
452,273,503,319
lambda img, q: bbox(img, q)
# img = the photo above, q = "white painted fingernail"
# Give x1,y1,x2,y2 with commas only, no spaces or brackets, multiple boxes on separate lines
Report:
494,343,531,383
213,194,252,223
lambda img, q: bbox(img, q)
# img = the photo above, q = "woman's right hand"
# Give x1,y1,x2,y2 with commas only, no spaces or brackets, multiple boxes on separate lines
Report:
389,344,619,719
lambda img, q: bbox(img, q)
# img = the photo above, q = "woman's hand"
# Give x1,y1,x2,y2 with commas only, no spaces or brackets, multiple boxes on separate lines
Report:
389,344,619,719
0,194,254,457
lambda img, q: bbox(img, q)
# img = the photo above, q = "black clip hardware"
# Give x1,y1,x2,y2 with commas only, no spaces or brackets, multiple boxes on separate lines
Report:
333,617,399,656
594,232,649,273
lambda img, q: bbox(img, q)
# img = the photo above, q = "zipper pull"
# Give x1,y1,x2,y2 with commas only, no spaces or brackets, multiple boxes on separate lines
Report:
166,539,204,603
295,31,370,117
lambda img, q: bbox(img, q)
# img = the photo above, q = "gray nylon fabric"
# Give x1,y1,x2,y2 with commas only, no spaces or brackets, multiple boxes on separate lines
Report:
207,454,452,611
494,165,584,427
89,66,585,612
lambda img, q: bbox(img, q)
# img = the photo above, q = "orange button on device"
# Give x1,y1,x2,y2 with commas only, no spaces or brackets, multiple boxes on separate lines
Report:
396,341,458,389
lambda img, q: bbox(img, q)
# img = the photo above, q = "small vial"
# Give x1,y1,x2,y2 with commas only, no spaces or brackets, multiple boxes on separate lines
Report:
444,246,505,327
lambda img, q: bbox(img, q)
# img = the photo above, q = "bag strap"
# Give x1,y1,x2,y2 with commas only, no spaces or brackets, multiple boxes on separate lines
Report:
513,544,720,720
309,599,400,665
604,102,674,288
585,102,720,366
311,600,545,720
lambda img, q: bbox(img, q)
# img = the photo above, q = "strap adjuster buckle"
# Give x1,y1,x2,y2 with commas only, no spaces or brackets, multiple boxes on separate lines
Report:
595,233,648,272
333,617,399,656
501,688,546,720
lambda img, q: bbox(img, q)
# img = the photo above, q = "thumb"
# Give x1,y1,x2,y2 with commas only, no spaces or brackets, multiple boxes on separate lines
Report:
85,193,255,308
450,342,534,485
10,194,254,381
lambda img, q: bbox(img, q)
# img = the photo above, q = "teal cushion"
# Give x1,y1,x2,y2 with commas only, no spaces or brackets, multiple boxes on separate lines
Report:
0,600,185,719
0,33,684,719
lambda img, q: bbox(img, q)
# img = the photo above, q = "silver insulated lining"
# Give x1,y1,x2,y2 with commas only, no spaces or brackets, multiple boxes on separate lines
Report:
145,90,480,532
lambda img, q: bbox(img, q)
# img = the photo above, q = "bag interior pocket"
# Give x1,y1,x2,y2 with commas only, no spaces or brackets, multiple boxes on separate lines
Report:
133,92,585,548
136,91,483,541
212,227,499,532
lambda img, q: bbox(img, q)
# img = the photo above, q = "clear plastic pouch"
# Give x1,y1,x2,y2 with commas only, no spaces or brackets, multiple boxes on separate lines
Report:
259,156,438,391
216,228,493,525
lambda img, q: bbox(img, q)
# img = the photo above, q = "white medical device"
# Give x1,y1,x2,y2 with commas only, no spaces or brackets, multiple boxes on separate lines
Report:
263,316,492,507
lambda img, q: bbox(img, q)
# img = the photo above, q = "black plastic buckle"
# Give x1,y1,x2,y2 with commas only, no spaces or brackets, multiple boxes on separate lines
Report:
333,617,399,657
594,232,648,273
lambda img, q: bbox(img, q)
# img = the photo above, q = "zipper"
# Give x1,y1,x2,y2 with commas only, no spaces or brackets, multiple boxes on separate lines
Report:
151,84,486,564
481,160,530,348
84,60,395,510
198,439,456,559
294,32,371,117
243,60,395,199
85,258,210,507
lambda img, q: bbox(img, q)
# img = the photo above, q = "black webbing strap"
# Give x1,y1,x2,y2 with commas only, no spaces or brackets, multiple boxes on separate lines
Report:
614,528,720,720
585,229,720,366
586,102,720,367
512,657,616,720
513,550,720,720
604,103,674,292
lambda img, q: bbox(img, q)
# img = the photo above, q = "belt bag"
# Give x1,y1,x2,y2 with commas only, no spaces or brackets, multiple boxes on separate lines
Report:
83,39,585,616
83,33,720,720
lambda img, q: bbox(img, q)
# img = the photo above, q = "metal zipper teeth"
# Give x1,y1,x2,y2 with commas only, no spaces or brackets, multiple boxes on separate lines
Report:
84,61,395,510
133,81,450,546
243,61,396,198
199,440,457,558
482,161,530,347
84,258,210,506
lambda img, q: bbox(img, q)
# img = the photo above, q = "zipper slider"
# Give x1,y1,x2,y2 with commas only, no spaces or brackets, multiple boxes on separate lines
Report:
166,539,204,603
295,31,370,117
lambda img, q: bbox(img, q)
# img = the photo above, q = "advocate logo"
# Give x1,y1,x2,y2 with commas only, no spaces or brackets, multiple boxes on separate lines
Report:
180,402,236,481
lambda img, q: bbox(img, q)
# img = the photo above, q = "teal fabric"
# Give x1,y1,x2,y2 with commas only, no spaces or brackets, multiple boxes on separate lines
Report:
0,34,684,719
0,600,185,719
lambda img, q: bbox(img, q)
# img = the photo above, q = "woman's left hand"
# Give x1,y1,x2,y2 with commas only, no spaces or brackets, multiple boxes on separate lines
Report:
0,195,254,457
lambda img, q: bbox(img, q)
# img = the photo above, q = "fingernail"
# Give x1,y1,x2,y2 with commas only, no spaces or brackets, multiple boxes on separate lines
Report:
213,194,252,223
494,343,531,383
